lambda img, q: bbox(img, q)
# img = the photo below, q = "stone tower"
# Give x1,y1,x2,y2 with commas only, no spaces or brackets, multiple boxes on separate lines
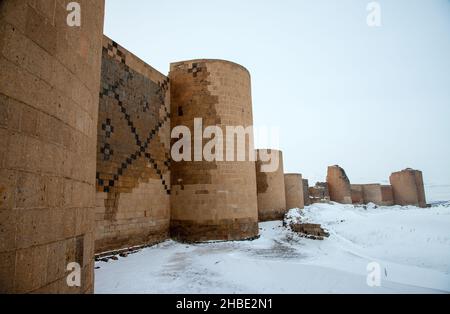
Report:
284,174,305,210
0,0,105,293
327,165,352,204
302,179,310,206
390,168,427,208
169,59,259,242
255,149,287,221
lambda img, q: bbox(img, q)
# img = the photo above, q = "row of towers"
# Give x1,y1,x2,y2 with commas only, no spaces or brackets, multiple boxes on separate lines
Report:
0,0,292,291
0,1,427,294
94,37,310,253
94,44,306,248
95,44,263,252
326,165,427,208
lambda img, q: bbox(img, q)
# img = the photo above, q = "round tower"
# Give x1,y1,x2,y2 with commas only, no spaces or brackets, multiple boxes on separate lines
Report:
255,149,287,221
390,168,426,208
169,59,259,242
284,174,305,210
327,165,352,204
0,1,105,293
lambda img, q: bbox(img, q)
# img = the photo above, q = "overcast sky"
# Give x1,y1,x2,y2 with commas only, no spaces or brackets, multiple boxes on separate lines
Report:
104,0,450,198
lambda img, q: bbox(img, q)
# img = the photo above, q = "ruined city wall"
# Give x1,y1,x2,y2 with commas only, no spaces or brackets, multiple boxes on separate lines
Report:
169,59,259,242
351,184,364,204
414,171,427,208
381,185,394,206
390,169,427,208
95,36,171,253
302,179,310,206
361,184,383,205
327,165,352,204
256,149,287,221
351,184,394,206
284,174,304,210
309,182,330,204
0,0,105,293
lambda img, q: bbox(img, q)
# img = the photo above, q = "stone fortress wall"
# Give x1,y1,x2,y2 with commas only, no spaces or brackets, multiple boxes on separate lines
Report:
325,166,425,208
169,59,259,242
0,1,429,293
94,36,171,253
308,182,331,204
0,0,105,293
390,169,426,208
302,179,310,206
327,165,352,204
350,184,394,206
284,174,304,210
255,149,287,221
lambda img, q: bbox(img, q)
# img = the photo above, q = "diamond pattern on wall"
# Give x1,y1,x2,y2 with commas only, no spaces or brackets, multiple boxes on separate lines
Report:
97,43,171,196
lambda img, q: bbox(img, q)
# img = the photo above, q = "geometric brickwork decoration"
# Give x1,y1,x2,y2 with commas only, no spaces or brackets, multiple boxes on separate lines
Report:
97,42,170,195
95,36,171,253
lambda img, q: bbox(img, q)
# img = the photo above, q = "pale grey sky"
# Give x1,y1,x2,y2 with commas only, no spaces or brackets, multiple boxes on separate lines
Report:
104,0,450,200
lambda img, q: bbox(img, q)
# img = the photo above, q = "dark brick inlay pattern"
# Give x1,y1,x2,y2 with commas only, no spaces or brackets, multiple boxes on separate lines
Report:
97,44,170,196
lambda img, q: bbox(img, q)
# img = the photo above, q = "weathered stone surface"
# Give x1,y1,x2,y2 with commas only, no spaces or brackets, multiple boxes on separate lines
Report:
170,218,259,243
302,179,310,206
381,185,394,206
256,149,287,221
362,184,383,205
284,174,304,210
95,36,170,253
327,165,352,204
290,223,330,240
390,168,427,208
351,184,364,204
0,0,105,293
309,182,330,204
352,183,395,206
169,60,259,241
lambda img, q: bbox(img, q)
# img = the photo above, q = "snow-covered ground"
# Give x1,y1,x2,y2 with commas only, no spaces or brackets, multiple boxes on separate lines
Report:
95,203,450,294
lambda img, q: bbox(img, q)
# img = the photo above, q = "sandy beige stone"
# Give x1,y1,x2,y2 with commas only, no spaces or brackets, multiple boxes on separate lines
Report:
284,174,304,210
94,36,170,253
170,59,259,241
327,165,352,204
302,179,310,206
390,168,426,208
256,149,286,221
0,0,105,293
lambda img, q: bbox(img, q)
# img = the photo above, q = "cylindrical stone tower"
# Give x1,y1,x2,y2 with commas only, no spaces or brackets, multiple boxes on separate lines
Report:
303,179,310,206
284,174,304,210
169,59,259,242
327,165,352,204
255,149,287,221
0,1,105,293
390,168,426,208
